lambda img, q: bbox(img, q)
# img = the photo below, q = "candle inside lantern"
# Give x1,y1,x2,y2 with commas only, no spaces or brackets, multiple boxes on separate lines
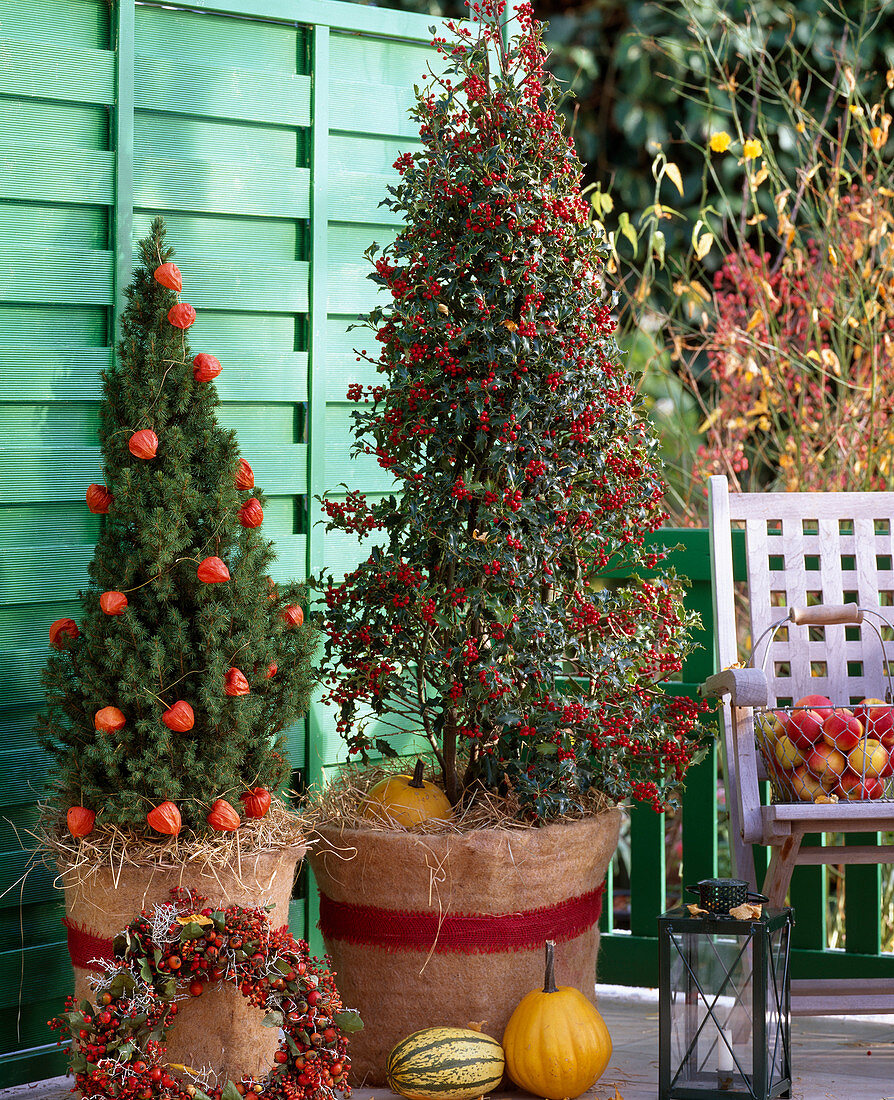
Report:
718,1027,734,1072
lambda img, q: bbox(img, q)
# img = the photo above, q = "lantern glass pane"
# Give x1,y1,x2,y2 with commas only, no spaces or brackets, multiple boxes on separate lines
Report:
767,920,791,1092
668,928,755,1093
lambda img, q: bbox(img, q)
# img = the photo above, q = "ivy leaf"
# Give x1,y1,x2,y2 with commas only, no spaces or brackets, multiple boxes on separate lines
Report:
333,1009,364,1033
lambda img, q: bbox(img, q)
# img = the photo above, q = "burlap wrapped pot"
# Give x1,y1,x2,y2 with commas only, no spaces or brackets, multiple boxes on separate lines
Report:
59,842,304,1081
309,810,621,1085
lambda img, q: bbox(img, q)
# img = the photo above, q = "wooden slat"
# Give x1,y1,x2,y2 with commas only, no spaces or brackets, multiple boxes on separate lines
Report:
0,39,114,105
135,55,311,127
0,145,114,204
790,842,894,864
132,156,309,219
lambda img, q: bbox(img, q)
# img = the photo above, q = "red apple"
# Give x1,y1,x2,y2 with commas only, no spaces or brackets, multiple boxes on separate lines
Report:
854,698,894,749
785,706,824,749
822,709,864,752
838,771,885,801
795,693,834,720
804,742,847,789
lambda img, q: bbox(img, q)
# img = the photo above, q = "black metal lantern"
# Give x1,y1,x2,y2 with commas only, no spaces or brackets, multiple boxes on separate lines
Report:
658,893,793,1100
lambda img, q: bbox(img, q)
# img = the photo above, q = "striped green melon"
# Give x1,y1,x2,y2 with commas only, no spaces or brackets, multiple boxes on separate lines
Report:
386,1027,505,1100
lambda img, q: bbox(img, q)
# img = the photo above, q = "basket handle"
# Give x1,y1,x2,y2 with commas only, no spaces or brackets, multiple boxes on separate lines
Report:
788,604,863,626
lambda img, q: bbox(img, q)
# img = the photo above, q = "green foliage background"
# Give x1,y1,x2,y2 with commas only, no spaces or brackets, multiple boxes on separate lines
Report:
354,0,894,225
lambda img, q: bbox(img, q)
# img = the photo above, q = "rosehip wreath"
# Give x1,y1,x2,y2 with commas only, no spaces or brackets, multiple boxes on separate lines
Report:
50,889,361,1100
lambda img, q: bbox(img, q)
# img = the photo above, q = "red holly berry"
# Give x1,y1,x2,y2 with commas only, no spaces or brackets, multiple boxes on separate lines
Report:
100,591,128,616
153,263,182,292
192,353,221,382
235,458,254,490
282,605,304,628
162,700,194,732
94,706,126,733
67,806,95,838
239,787,272,819
146,801,181,836
86,483,112,514
168,302,196,329
197,556,230,583
49,618,79,649
238,498,264,528
224,668,250,696
128,429,158,459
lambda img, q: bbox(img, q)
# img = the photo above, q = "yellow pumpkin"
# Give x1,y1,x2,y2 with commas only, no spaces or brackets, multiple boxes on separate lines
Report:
362,759,453,827
502,940,612,1100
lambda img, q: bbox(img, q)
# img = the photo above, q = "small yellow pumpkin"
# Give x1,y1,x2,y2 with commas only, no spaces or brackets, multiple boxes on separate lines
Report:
362,759,453,827
502,940,612,1100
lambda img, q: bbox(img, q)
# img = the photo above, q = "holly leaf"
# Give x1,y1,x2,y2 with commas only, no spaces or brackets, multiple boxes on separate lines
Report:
262,1010,284,1028
194,1091,213,1100
140,959,153,983
334,1009,364,1033
274,958,292,975
179,922,207,940
211,910,226,931
285,1033,300,1055
221,1083,243,1100
374,738,398,759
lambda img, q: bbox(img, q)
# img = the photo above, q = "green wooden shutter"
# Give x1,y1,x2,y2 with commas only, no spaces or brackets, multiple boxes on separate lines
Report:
0,0,439,1082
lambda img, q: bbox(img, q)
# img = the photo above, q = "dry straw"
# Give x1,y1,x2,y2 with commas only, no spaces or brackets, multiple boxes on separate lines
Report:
302,759,616,836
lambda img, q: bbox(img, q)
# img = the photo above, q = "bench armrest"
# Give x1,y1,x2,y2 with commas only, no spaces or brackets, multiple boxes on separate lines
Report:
700,667,769,708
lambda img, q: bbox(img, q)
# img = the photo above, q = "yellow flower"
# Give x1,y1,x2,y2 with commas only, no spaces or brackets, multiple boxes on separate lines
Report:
709,131,732,153
743,138,763,160
796,121,806,133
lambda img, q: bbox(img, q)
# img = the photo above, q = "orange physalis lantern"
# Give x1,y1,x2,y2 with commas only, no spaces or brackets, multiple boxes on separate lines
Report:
129,429,158,459
240,787,272,819
224,668,250,696
193,353,221,382
49,618,79,649
162,700,194,732
207,798,241,831
67,806,96,838
146,801,181,836
235,458,254,490
265,662,277,679
197,556,230,583
86,483,112,514
238,498,264,528
282,605,304,628
94,706,126,733
153,263,182,292
168,303,196,330
100,591,128,616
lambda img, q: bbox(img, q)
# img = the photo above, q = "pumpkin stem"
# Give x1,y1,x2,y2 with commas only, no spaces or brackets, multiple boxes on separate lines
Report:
409,758,426,789
543,939,558,994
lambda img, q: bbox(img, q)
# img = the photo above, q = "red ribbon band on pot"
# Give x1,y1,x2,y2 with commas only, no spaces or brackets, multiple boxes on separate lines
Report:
318,881,605,954
62,918,291,972
63,918,114,972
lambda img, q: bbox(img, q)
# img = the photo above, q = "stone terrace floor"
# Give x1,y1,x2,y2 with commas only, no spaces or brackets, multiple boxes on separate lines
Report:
3,986,893,1100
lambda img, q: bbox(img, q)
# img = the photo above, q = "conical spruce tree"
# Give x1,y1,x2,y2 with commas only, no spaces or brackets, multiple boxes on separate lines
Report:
40,218,315,837
316,1,708,820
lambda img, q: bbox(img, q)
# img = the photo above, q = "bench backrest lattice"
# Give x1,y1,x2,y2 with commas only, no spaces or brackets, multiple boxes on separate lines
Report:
729,494,894,708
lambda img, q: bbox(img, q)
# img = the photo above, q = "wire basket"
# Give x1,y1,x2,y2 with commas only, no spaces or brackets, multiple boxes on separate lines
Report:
751,605,894,805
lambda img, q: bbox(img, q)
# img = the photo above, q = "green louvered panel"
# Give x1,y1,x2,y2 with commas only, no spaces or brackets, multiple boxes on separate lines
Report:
135,3,301,70
0,204,109,251
0,0,110,47
135,57,311,127
0,748,53,808
0,508,100,549
132,212,304,257
133,156,309,219
0,149,115,206
0,40,115,105
324,318,377,402
2,350,309,403
0,444,308,502
0,250,114,305
0,900,67,953
0,101,110,151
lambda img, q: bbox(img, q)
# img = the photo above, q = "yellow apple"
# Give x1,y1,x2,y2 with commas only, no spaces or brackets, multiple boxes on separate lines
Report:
847,739,889,779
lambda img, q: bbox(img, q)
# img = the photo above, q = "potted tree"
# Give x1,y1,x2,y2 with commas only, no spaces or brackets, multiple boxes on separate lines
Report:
306,0,709,1082
40,219,318,1079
